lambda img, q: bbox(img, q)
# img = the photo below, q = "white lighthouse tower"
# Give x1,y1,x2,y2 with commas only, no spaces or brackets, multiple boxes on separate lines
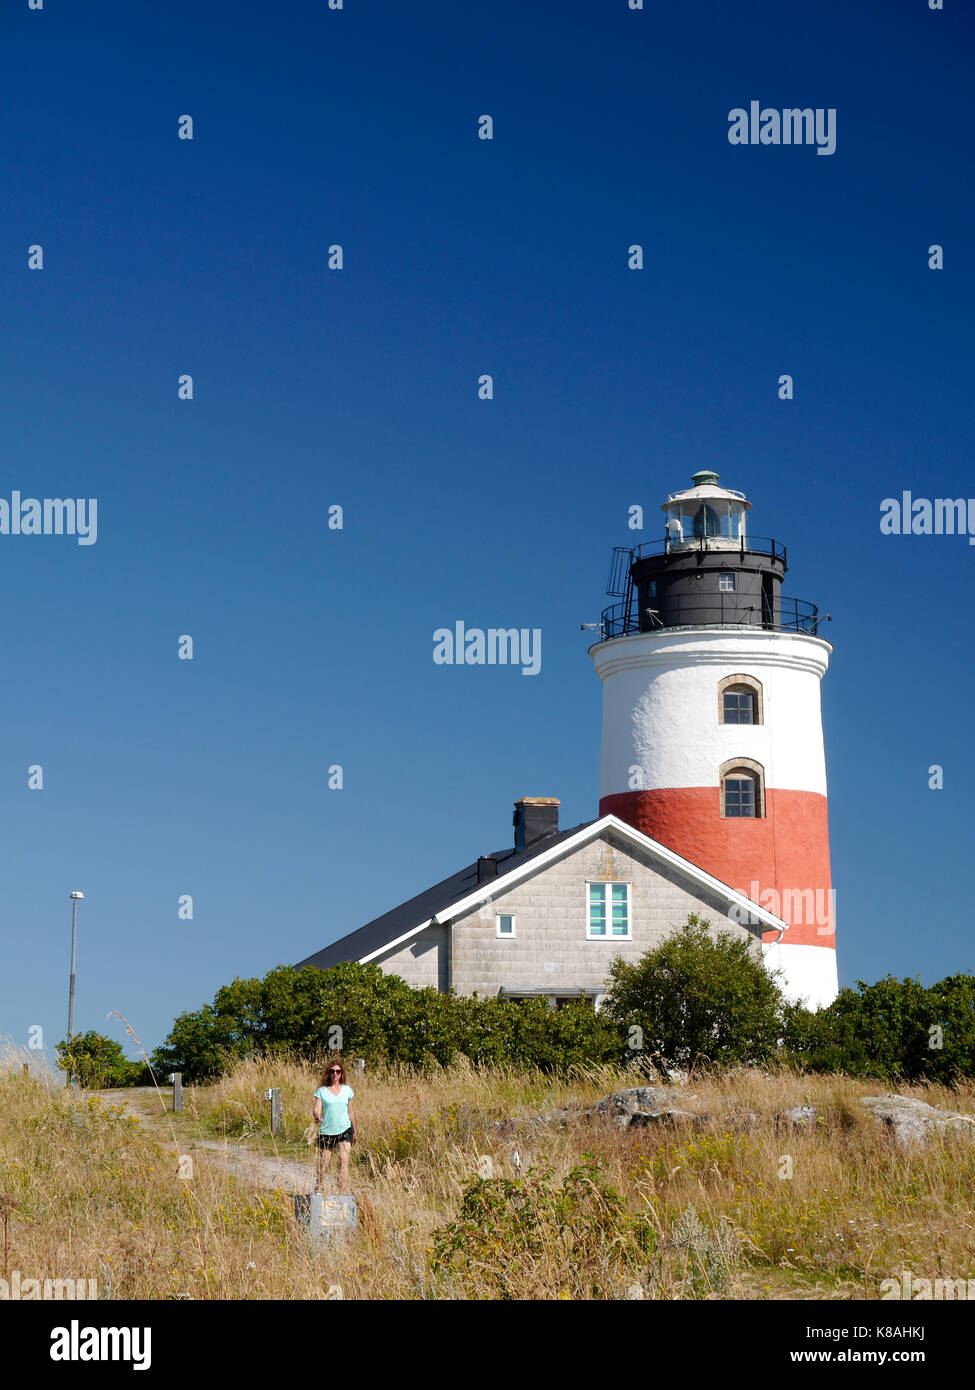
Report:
591,472,838,1009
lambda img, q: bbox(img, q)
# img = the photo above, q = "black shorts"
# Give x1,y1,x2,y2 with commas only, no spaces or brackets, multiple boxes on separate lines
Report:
318,1128,353,1150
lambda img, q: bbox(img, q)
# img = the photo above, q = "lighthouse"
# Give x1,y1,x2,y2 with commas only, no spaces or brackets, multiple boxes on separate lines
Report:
591,472,838,1009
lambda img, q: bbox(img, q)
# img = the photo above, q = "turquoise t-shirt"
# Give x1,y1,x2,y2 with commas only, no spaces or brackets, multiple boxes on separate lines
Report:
315,1084,354,1136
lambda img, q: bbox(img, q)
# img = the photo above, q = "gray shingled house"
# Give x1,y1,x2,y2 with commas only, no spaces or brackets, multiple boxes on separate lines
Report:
295,798,786,1006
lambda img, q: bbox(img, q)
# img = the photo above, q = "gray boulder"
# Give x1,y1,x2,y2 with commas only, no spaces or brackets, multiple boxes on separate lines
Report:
625,1108,700,1128
858,1094,975,1148
777,1105,819,1129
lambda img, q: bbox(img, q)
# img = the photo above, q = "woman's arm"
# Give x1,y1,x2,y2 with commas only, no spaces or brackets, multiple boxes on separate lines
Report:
348,1100,356,1142
313,1094,322,1123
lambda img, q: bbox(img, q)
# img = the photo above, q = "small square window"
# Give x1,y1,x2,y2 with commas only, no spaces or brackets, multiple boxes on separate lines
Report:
648,580,657,597
719,573,736,592
496,914,516,938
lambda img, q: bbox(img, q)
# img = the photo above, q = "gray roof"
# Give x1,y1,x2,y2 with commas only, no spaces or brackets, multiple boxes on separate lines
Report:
294,821,593,972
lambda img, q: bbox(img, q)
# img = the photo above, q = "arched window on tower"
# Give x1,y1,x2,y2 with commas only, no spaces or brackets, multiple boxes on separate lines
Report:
720,758,765,818
723,685,757,724
718,674,764,725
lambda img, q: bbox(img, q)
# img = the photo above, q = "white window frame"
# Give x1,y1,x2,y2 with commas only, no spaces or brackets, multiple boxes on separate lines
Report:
585,880,632,941
495,912,516,939
719,573,736,592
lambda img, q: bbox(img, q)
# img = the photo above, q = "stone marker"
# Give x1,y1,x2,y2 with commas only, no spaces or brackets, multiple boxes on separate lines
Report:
293,1192,358,1248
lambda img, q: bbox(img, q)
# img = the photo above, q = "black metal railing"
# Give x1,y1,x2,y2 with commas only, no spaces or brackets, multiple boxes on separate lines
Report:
629,534,788,565
599,592,822,639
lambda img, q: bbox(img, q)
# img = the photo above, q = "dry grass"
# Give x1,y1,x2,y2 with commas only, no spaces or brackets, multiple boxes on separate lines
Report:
3,1043,974,1299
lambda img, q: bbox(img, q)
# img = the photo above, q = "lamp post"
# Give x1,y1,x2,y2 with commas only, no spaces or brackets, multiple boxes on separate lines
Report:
67,892,84,1059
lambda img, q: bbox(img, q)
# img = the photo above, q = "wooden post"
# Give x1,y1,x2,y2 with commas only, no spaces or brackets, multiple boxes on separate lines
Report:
169,1072,183,1113
265,1087,282,1135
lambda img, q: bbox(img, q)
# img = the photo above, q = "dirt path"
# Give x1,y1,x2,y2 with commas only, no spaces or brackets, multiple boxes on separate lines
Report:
85,1087,319,1194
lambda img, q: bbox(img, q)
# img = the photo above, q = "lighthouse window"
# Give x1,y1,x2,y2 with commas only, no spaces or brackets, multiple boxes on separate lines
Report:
720,759,765,818
724,773,758,817
692,504,721,538
723,688,756,724
721,510,741,539
587,882,631,939
718,674,764,725
718,573,736,592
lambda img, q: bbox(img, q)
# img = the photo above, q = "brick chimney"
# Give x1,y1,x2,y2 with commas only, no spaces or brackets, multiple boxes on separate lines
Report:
513,797,560,851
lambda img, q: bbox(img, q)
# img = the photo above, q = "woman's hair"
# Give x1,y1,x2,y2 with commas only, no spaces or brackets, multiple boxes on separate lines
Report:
320,1058,346,1086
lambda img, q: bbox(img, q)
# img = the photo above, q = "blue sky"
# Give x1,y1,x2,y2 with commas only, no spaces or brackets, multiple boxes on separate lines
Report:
1,0,972,1060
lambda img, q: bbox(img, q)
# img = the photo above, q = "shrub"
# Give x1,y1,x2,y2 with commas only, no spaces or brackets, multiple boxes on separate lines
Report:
784,973,975,1083
429,1158,655,1298
55,1031,149,1088
152,962,628,1081
602,914,787,1070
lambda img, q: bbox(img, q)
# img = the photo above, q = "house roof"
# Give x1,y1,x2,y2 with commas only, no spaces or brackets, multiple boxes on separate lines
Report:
295,814,789,972
294,820,594,971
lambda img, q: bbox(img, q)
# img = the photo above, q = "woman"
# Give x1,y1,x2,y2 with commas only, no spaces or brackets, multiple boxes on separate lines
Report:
313,1060,356,1195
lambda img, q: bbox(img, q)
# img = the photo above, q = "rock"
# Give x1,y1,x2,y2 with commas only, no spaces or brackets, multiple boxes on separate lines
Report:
491,1087,700,1134
589,1087,695,1119
858,1095,975,1148
777,1105,819,1129
626,1108,701,1128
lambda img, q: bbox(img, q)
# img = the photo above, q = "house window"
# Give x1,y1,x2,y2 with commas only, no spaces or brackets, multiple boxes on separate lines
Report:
717,674,764,725
587,882,631,939
723,687,756,724
720,758,766,818
718,573,735,592
496,914,516,938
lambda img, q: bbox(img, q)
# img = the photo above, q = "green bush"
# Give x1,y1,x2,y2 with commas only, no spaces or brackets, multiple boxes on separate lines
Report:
429,1159,655,1298
601,913,787,1070
56,1031,150,1088
149,924,975,1085
784,973,975,1084
151,962,626,1081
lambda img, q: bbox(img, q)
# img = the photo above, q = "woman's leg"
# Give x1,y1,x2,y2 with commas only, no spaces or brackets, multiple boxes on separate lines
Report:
316,1142,333,1193
335,1140,351,1194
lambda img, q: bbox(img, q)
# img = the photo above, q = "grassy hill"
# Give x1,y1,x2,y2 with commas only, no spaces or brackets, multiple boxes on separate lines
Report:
2,1049,974,1299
